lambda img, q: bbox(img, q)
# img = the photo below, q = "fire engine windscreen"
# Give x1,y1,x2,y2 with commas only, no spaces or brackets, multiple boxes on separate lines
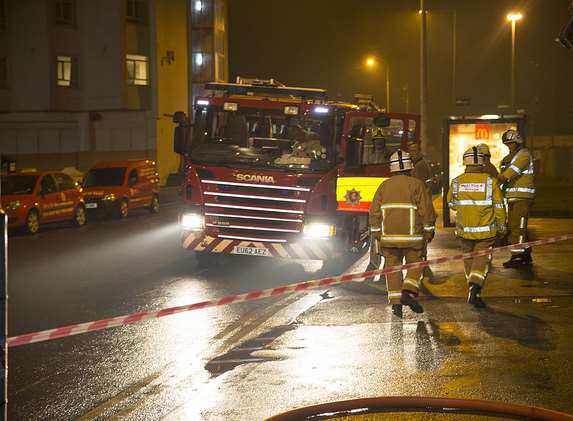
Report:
191,108,335,171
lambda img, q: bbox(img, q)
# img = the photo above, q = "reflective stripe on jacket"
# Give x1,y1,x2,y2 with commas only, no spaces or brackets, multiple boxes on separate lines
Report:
447,170,507,240
369,174,436,248
500,147,535,200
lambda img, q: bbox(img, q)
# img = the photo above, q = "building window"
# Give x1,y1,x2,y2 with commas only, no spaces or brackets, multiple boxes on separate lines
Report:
55,0,75,25
126,54,149,86
0,57,6,88
56,55,74,87
126,0,147,23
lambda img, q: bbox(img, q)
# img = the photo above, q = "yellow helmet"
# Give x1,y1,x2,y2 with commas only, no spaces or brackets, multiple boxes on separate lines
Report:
389,150,414,173
463,146,485,166
476,143,491,157
502,129,524,144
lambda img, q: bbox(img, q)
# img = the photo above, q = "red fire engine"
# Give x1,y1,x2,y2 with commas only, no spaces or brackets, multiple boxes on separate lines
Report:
173,78,420,268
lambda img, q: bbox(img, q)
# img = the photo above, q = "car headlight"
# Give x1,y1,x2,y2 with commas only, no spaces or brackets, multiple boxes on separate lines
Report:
181,213,204,231
303,222,335,239
103,193,116,201
7,201,21,210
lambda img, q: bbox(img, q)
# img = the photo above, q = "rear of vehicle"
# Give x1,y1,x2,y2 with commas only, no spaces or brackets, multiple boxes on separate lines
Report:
1,171,85,234
83,160,159,218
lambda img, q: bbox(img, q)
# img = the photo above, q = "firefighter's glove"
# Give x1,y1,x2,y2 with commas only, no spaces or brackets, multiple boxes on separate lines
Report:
423,229,435,244
370,230,381,240
497,224,507,239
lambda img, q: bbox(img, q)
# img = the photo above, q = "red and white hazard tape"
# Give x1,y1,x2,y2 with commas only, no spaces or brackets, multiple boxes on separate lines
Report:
8,234,573,348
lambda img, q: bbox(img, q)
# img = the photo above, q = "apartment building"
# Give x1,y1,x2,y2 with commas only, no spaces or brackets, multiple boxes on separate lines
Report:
0,0,228,182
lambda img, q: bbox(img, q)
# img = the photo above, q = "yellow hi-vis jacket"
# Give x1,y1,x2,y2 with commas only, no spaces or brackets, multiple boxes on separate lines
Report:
447,169,507,240
369,174,436,249
499,146,535,200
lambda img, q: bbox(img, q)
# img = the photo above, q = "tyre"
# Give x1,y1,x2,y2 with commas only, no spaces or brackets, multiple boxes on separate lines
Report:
73,205,87,227
148,195,159,214
116,199,129,219
25,209,40,235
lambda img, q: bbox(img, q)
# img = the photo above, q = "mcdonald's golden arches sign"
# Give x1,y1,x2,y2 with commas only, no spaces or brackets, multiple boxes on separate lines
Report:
475,124,490,140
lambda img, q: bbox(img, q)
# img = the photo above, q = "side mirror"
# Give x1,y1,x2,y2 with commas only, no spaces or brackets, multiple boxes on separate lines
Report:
373,113,391,127
128,177,137,187
173,111,187,124
174,126,188,155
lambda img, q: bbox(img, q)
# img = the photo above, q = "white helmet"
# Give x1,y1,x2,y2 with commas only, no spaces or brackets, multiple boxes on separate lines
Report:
389,150,414,173
463,146,485,166
502,129,524,145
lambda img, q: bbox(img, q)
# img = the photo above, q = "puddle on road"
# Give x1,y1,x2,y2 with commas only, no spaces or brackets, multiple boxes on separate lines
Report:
205,323,298,377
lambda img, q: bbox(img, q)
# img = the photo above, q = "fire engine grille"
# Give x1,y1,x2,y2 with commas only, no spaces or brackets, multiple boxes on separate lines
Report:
201,179,309,242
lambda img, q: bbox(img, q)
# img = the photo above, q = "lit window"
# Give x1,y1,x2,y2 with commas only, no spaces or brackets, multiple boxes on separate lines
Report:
126,0,147,23
194,1,203,13
56,56,73,87
126,54,149,86
194,53,203,67
55,0,75,25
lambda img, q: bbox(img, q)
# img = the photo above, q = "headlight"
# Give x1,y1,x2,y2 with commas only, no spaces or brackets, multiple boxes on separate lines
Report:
303,222,335,239
7,201,21,210
103,193,116,201
181,213,204,231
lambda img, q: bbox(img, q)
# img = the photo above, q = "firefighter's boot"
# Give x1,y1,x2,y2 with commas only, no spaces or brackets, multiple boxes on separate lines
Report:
400,291,424,314
468,283,486,308
503,251,532,268
391,304,403,318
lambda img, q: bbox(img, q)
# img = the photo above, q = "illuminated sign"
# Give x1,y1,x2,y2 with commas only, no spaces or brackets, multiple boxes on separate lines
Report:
475,124,490,140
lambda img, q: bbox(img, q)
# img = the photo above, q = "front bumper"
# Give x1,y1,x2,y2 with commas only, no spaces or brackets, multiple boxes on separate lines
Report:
181,230,341,260
85,199,116,216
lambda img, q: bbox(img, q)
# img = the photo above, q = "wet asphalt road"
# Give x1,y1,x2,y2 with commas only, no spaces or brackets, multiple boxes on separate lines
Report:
7,205,573,420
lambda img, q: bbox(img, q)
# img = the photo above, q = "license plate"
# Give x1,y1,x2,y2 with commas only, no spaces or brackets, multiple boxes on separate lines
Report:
232,246,270,257
85,203,98,209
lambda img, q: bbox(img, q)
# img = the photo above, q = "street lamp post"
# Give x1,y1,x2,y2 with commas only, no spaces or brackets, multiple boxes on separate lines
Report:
364,56,391,112
507,12,523,108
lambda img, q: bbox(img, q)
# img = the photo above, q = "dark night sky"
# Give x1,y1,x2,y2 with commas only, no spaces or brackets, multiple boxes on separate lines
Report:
228,0,573,149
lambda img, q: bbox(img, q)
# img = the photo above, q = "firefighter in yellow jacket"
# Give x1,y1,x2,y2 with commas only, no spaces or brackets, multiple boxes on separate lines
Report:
369,150,437,317
447,147,507,307
498,129,535,267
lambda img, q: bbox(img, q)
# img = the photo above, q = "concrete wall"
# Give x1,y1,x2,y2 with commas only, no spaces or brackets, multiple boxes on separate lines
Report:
6,0,51,111
79,0,125,110
0,111,154,172
530,135,573,182
154,0,188,179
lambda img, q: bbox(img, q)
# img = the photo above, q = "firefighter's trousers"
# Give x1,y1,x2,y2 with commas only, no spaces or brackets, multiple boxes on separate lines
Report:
382,247,423,304
459,238,495,288
507,199,533,255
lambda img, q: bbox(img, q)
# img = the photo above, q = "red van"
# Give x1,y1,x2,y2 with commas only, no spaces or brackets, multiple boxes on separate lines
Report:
82,160,160,218
1,170,86,234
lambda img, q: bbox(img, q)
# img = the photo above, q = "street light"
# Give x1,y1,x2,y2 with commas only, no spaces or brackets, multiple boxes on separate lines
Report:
506,12,523,107
363,56,391,112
